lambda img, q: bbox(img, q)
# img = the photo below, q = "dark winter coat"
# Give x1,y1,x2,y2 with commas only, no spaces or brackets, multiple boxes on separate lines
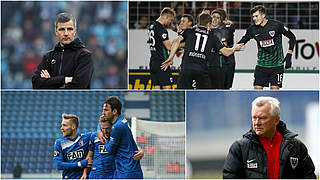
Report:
32,38,93,89
223,121,316,179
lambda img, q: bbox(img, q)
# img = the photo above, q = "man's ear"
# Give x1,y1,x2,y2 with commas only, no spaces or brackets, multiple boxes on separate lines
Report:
112,109,118,115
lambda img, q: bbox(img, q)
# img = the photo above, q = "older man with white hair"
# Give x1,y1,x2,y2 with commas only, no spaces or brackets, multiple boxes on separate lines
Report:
223,96,316,178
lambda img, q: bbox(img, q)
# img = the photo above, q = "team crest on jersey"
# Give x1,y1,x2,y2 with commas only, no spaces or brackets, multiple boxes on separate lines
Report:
54,150,59,157
260,39,274,47
290,157,298,169
162,33,167,39
98,145,108,153
269,30,275,37
67,149,84,160
78,140,84,147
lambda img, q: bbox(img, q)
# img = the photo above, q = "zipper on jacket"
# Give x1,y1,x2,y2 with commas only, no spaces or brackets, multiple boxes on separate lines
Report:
59,49,64,75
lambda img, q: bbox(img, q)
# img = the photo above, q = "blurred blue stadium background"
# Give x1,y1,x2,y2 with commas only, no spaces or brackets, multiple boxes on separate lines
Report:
1,91,185,177
1,1,127,89
186,91,319,178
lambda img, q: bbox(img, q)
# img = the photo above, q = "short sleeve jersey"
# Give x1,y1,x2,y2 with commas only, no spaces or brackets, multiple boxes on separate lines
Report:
238,19,291,68
53,133,91,179
148,21,169,66
181,26,224,68
89,132,115,174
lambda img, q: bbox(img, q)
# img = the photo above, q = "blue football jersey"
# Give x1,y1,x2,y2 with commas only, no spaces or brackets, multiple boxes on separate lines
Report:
89,132,115,175
102,116,143,178
53,133,91,179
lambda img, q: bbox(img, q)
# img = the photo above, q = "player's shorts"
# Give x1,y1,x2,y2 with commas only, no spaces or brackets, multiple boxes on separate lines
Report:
113,170,143,179
89,170,114,179
208,66,225,89
254,65,284,88
150,61,172,86
178,64,210,89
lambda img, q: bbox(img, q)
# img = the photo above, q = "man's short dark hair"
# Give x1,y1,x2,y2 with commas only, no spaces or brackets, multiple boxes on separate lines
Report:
62,113,79,129
202,8,211,13
182,14,194,25
104,96,122,115
55,12,76,28
250,5,266,15
160,7,176,17
212,8,227,21
198,13,212,26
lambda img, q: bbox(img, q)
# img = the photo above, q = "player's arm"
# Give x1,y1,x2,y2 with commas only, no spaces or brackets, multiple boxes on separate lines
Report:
64,51,94,88
163,40,172,51
237,26,254,45
81,150,94,179
97,116,108,144
53,140,89,170
213,34,244,57
280,24,296,69
32,54,65,89
161,35,184,71
104,124,123,155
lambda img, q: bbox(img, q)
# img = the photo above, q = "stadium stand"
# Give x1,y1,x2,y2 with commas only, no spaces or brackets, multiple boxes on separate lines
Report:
1,1,127,89
1,91,185,177
129,1,319,29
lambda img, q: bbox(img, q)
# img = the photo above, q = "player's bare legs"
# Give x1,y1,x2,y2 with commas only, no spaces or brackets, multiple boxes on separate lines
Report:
270,86,280,90
162,85,171,90
254,85,263,90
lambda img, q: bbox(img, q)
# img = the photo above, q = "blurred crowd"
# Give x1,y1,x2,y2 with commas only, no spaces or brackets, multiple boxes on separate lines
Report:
129,1,319,29
1,1,127,89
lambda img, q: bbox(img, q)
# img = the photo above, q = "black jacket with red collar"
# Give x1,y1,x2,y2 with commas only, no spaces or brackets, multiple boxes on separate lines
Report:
32,38,93,89
223,121,316,178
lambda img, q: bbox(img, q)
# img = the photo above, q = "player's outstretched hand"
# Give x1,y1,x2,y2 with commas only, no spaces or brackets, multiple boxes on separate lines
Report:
161,58,173,71
284,53,292,69
134,149,144,161
234,43,245,51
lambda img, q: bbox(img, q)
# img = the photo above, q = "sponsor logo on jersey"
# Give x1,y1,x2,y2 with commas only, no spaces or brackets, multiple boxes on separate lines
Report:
98,145,108,153
269,30,275,37
247,159,257,168
150,24,154,29
290,157,298,169
67,149,84,160
260,39,274,47
255,34,260,37
162,33,167,39
54,150,60,157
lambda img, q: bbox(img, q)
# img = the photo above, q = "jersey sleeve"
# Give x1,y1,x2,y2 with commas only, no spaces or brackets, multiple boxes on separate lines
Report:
158,27,169,42
238,26,254,44
53,140,81,170
104,124,124,155
278,22,296,51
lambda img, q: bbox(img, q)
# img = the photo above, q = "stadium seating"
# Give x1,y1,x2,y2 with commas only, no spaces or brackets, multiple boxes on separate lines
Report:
150,91,185,122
